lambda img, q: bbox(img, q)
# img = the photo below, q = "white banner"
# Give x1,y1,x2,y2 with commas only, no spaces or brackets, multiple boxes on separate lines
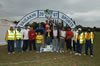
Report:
17,10,76,28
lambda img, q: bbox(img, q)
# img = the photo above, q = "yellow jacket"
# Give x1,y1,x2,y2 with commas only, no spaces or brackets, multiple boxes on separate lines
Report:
85,32,94,40
85,32,94,44
74,32,85,44
5,30,16,40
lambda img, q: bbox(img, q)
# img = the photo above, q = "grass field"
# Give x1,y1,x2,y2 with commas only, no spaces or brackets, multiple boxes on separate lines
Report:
0,32,100,66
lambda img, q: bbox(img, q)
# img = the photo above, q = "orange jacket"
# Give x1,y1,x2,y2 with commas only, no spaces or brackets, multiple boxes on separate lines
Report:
85,32,94,40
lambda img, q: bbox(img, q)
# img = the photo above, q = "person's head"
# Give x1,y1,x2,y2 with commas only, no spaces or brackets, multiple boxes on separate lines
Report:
46,20,48,24
25,25,28,29
10,25,13,30
38,32,41,35
18,26,21,30
62,27,65,31
30,27,33,30
51,20,54,24
38,23,41,27
54,26,57,30
74,27,77,31
67,27,71,31
59,23,62,27
78,28,82,32
88,28,91,32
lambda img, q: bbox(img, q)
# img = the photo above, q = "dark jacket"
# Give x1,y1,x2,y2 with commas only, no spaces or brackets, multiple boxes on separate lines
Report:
51,29,59,39
45,31,52,37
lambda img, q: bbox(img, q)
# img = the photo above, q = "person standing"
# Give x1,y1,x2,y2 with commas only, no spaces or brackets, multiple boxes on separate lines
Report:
65,28,73,54
45,20,50,31
45,26,52,45
36,32,43,53
16,26,22,52
72,27,78,52
28,27,36,52
22,25,29,52
74,28,85,56
58,23,63,31
84,28,94,57
50,20,55,30
35,24,45,47
59,27,66,53
52,26,59,52
5,25,16,54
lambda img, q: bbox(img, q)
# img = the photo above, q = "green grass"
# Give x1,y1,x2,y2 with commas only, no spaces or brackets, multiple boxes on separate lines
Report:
0,32,100,66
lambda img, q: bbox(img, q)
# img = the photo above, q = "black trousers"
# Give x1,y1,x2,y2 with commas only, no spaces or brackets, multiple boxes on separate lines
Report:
72,40,76,51
22,40,28,51
29,40,36,51
66,39,72,50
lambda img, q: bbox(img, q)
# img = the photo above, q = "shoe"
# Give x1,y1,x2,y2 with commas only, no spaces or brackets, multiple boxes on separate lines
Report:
70,52,72,54
90,55,93,57
56,51,59,53
62,50,64,53
84,54,87,56
51,51,54,52
30,51,32,53
12,52,15,54
79,53,82,56
8,52,11,54
36,51,40,53
75,53,79,55
22,51,24,53
60,50,62,53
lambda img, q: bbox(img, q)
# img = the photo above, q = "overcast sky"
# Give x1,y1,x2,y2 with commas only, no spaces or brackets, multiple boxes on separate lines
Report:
0,0,100,27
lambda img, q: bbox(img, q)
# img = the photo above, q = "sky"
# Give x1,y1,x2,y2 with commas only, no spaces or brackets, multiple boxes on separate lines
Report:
0,0,100,27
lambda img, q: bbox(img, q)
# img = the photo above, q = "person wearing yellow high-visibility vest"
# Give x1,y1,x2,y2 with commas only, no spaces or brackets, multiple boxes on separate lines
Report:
84,28,94,57
74,28,85,56
5,25,16,54
16,26,22,52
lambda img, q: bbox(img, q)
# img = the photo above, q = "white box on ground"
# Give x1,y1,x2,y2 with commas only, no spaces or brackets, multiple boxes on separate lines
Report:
40,45,53,52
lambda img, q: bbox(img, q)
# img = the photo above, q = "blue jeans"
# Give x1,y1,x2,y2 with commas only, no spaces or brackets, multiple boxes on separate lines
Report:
22,40,29,51
16,40,21,51
36,44,41,51
85,40,93,55
8,40,14,52
46,37,51,45
76,40,82,54
29,40,36,51
52,38,59,51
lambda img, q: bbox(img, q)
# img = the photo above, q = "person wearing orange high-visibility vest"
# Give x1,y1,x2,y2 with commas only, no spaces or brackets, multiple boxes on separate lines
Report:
74,28,85,56
84,28,94,57
5,25,16,54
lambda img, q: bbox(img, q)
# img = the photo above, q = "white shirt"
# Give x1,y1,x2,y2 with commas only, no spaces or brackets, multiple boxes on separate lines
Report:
53,29,57,36
72,30,78,40
60,30,66,38
22,29,29,40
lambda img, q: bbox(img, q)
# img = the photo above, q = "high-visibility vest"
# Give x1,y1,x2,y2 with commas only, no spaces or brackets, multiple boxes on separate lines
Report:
16,30,22,40
85,32,94,44
74,32,84,44
8,30,15,40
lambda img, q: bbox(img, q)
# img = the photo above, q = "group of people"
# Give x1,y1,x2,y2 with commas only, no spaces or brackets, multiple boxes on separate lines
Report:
5,20,94,57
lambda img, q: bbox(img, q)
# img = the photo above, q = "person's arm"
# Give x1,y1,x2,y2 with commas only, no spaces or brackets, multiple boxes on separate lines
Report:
35,27,38,32
5,31,8,42
14,31,16,41
71,31,73,39
28,31,30,40
93,33,94,40
65,31,67,39
42,27,45,35
34,31,36,39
